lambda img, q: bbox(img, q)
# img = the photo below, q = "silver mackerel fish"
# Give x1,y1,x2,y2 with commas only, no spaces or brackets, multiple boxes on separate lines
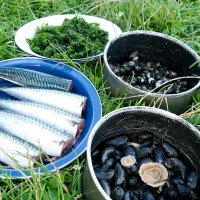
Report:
0,67,73,91
0,131,41,167
0,110,74,157
1,87,87,117
0,99,85,139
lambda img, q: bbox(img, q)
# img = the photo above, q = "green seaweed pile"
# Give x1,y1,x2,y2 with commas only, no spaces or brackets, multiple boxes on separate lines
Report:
27,16,108,59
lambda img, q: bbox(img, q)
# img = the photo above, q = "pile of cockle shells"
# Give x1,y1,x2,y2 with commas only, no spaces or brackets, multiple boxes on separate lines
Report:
109,51,191,94
92,131,198,200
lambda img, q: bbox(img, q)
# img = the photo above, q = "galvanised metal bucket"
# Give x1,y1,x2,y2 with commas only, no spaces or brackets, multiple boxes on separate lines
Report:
82,106,200,199
103,31,200,114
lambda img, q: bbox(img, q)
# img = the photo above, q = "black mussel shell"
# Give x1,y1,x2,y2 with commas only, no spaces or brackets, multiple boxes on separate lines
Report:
115,149,123,160
137,157,153,167
100,179,111,197
153,146,166,164
164,158,173,169
132,191,140,200
106,135,128,147
92,162,100,169
139,140,153,148
167,187,178,199
162,143,179,158
124,190,132,200
101,146,116,163
124,145,136,157
128,177,138,188
156,194,165,200
172,177,185,186
94,168,115,180
111,186,124,200
142,189,155,200
115,162,126,185
126,164,138,175
186,189,198,200
92,149,101,159
170,158,187,179
187,171,198,189
101,158,115,171
136,147,152,159
176,184,197,199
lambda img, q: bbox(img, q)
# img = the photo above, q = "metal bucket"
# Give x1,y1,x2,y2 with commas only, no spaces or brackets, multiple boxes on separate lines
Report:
82,106,200,199
103,31,200,114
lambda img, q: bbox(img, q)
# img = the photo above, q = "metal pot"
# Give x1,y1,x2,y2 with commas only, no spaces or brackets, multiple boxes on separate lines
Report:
103,31,200,114
82,106,200,199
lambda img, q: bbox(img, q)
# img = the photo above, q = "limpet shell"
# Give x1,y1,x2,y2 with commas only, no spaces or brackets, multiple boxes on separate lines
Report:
120,155,136,168
139,162,168,187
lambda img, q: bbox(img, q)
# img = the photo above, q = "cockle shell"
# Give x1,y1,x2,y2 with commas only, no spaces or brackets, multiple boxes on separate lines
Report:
139,162,168,187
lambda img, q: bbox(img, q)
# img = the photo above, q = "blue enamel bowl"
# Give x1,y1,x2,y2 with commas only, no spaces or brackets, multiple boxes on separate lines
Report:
0,57,102,178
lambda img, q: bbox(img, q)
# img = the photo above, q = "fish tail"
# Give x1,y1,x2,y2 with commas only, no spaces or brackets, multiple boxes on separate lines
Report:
67,81,73,92
61,138,74,155
76,118,85,138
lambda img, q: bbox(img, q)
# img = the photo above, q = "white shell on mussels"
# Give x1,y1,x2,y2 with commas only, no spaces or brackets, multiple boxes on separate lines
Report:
127,142,140,148
120,155,136,168
139,162,168,187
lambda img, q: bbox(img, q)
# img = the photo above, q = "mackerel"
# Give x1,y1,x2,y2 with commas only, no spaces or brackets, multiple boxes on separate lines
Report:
0,110,74,157
0,67,73,91
0,99,85,138
1,87,87,117
0,131,41,167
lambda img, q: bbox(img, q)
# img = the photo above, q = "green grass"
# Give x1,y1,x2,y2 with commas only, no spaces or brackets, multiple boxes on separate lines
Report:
0,0,200,199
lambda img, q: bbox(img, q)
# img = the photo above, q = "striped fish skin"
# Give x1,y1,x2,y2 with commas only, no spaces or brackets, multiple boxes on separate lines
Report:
0,67,73,91
0,99,85,139
0,131,40,167
1,87,87,117
0,110,74,157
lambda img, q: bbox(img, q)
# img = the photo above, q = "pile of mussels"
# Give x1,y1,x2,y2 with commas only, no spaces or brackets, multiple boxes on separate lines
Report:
109,51,192,94
92,132,198,200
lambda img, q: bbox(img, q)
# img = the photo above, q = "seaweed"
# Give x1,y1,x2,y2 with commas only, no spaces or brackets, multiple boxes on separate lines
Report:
27,16,108,59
